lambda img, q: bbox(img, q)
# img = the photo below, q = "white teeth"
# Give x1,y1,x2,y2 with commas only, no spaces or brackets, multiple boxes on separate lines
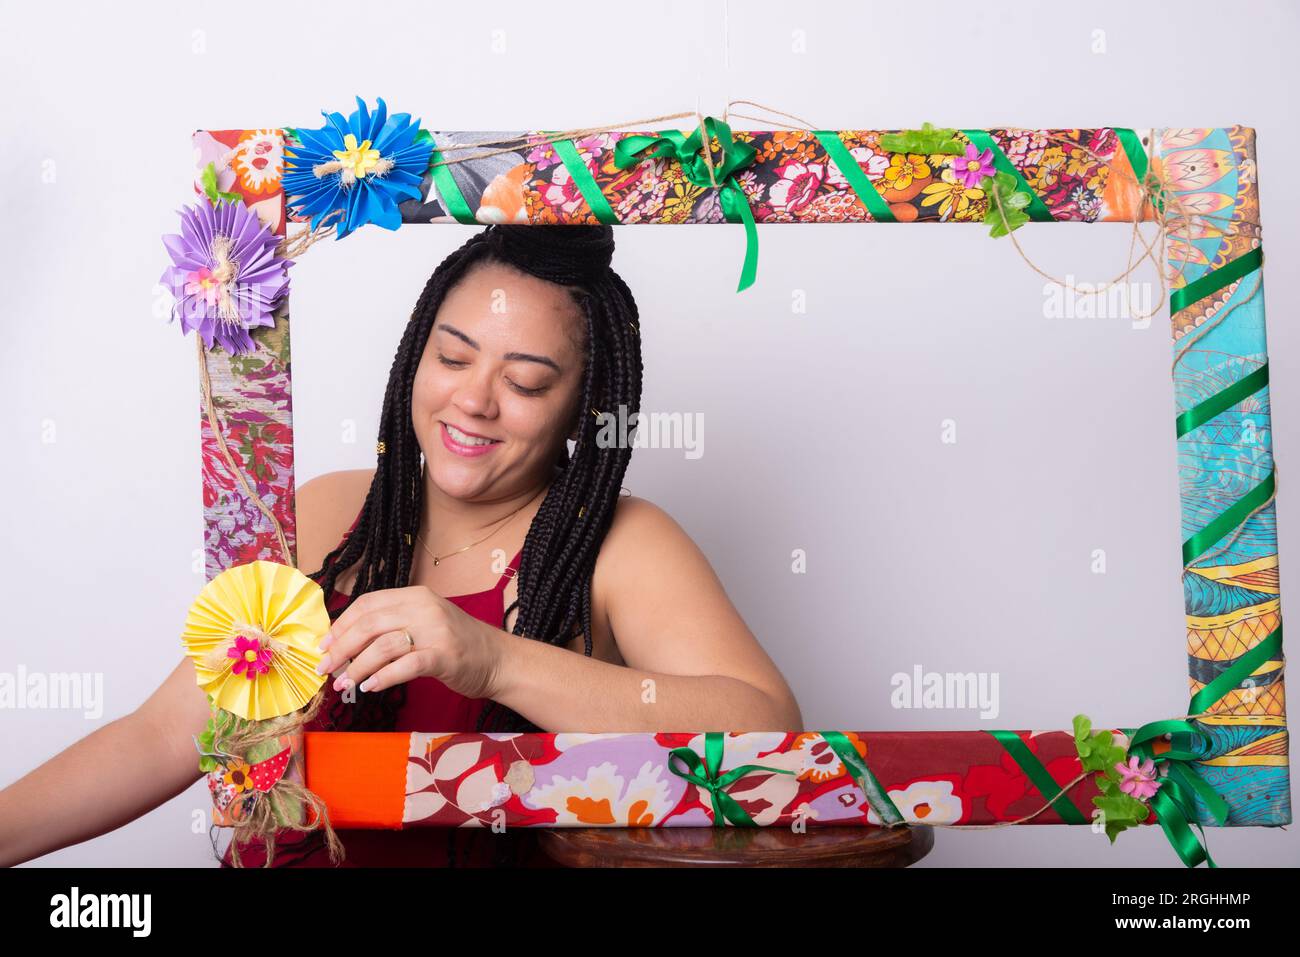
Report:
445,424,496,446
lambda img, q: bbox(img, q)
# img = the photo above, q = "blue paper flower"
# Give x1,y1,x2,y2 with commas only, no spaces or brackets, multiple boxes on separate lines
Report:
283,96,433,239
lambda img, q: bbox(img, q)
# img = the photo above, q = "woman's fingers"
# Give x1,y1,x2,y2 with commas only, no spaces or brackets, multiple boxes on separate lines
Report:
356,649,434,695
331,628,413,692
316,604,411,676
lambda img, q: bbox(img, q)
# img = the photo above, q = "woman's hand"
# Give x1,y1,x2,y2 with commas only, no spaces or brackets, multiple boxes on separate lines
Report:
314,586,507,700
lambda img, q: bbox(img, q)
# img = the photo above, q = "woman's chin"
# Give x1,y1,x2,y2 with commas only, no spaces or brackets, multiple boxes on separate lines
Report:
426,460,495,499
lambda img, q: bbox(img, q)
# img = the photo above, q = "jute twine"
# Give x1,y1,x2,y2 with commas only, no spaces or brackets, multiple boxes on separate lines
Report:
216,689,345,868
196,334,293,565
200,622,293,673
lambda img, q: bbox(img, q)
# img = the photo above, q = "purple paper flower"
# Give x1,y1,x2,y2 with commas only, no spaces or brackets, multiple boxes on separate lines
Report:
1115,755,1161,801
160,198,291,355
952,144,996,189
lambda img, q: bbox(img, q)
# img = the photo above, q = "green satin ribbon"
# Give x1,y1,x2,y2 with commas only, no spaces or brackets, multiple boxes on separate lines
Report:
1113,127,1165,218
1185,621,1282,722
613,116,761,291
426,134,479,225
1169,246,1270,567
1182,468,1275,566
960,129,1054,223
1171,247,1263,315
819,730,906,824
1175,362,1269,439
986,624,1282,865
1119,719,1228,868
985,729,1089,824
547,134,621,225
812,132,895,223
667,732,795,826
1119,624,1281,867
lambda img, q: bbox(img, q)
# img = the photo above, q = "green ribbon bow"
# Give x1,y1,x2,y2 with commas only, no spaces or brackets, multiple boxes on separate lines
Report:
667,731,907,828
667,732,795,825
986,624,1279,866
1118,623,1282,867
1120,719,1229,868
613,116,760,292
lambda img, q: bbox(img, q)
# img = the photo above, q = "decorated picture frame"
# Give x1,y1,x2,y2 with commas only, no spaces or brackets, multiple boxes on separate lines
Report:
168,99,1286,868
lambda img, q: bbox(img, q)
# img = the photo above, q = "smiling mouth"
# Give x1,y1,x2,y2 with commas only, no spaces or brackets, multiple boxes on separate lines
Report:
441,422,501,447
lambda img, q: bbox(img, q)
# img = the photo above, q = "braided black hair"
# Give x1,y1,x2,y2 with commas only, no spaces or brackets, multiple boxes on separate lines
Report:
308,223,642,738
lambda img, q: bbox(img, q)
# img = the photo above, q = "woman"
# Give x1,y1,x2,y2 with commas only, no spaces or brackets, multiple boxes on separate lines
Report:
0,224,803,868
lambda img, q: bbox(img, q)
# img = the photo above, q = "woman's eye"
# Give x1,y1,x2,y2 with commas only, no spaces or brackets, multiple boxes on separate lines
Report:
439,353,545,395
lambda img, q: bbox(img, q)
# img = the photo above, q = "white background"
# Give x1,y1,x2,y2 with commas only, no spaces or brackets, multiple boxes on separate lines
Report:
1,0,1296,867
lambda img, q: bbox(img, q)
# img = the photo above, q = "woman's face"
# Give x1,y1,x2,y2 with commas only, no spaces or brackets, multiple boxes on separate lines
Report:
412,260,587,502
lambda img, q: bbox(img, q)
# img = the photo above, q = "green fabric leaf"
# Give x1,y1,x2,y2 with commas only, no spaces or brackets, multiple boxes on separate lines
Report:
981,171,1031,238
988,207,1028,238
1095,792,1150,843
879,122,964,155
245,736,282,764
199,163,222,205
199,161,243,206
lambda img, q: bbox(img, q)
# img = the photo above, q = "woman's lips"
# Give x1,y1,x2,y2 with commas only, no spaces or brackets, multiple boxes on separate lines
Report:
440,421,500,458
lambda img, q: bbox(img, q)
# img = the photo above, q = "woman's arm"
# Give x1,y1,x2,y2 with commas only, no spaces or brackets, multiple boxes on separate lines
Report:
0,472,359,867
489,496,804,732
0,656,212,867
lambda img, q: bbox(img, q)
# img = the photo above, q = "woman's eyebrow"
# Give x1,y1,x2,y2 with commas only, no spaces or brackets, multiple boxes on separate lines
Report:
435,322,562,373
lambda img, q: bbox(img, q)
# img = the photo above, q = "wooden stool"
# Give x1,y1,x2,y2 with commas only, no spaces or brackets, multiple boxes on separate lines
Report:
539,825,933,868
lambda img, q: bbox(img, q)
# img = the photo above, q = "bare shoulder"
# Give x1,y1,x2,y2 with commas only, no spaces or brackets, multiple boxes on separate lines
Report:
595,494,716,588
295,468,375,574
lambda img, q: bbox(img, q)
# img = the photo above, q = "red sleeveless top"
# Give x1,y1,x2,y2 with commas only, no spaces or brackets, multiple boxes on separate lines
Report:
220,517,555,868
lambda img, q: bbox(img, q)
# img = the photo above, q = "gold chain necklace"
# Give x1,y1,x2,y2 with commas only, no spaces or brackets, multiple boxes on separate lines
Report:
414,491,539,566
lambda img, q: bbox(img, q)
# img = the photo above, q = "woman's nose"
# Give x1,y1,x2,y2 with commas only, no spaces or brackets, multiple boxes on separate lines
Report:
452,369,497,417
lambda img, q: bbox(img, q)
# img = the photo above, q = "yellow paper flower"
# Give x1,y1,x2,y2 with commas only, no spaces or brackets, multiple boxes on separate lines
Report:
332,133,382,179
181,560,330,721
223,760,256,794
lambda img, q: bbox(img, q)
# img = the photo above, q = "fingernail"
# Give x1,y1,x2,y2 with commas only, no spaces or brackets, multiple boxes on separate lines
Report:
315,656,331,675
358,679,372,693
333,676,353,693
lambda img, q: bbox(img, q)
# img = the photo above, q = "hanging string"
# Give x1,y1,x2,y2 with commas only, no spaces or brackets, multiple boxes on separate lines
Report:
197,334,293,566
275,207,344,260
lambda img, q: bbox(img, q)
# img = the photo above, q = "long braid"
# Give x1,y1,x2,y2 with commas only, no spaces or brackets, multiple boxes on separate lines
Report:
475,240,642,734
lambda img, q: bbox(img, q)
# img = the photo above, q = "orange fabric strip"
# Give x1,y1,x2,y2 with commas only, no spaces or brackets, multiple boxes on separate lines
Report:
305,731,410,829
